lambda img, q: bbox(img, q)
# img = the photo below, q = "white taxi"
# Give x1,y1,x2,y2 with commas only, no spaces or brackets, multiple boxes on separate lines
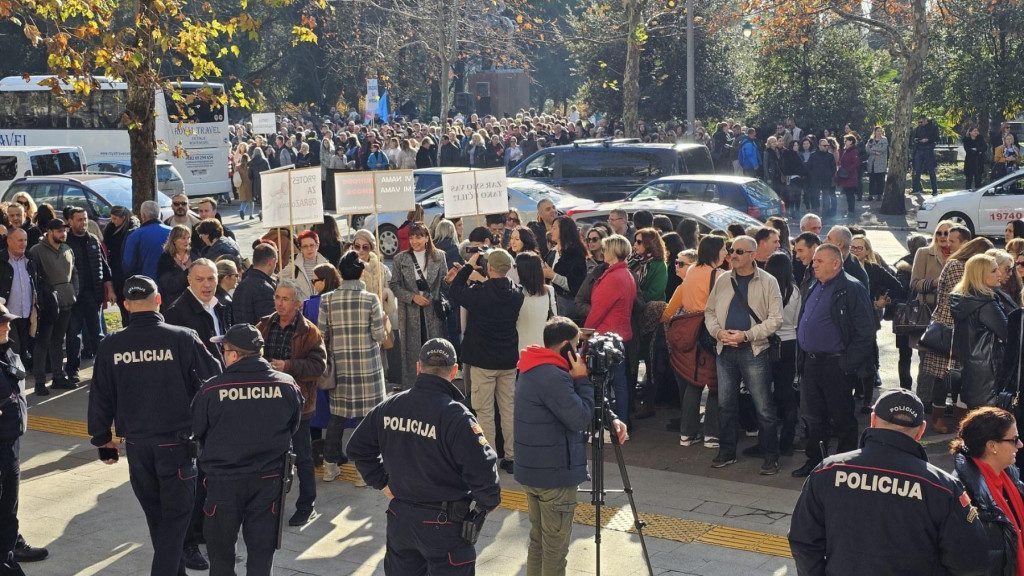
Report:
917,169,1024,236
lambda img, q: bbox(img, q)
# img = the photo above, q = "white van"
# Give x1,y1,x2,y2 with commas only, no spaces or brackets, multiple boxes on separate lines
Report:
0,146,86,196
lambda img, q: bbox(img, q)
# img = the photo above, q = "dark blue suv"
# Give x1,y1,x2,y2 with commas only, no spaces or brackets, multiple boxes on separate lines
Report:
625,174,785,220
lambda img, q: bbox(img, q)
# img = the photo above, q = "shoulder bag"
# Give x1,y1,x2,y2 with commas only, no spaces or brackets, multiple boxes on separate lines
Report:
317,291,336,391
943,322,961,397
918,321,952,354
995,311,1023,411
697,269,719,354
731,276,782,362
412,254,451,320
893,292,932,335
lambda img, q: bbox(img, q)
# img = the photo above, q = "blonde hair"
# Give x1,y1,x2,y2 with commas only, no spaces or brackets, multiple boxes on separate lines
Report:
602,234,631,262
852,235,878,265
1006,238,1024,258
986,248,1013,270
953,254,997,296
934,219,955,243
163,225,192,256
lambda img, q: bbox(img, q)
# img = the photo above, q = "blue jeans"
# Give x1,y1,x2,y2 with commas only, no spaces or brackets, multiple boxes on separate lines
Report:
716,346,778,458
239,201,253,217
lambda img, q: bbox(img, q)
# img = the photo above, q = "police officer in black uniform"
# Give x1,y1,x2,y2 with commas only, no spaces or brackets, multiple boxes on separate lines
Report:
789,389,990,575
192,324,303,576
0,303,28,576
87,276,222,576
348,338,501,575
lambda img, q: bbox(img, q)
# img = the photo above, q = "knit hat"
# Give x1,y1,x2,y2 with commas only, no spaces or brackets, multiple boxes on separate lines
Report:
353,229,377,251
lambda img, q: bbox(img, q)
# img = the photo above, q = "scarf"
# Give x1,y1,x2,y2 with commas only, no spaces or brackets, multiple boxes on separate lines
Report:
628,253,653,286
974,457,1024,576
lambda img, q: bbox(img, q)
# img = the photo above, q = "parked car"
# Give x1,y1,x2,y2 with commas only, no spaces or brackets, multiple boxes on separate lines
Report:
568,199,764,234
917,168,1024,237
0,146,86,196
84,159,186,196
364,178,586,258
622,174,784,221
507,139,715,202
2,174,173,226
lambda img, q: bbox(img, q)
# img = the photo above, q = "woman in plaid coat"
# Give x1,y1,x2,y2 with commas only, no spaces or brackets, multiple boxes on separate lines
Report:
921,237,994,432
318,251,387,480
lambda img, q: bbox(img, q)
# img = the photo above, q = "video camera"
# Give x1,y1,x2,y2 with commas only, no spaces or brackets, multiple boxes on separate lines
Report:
465,245,493,271
582,332,625,375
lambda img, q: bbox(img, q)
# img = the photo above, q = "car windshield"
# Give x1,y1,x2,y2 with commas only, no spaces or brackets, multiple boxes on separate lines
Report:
741,180,780,204
415,173,442,197
630,182,675,201
703,208,760,230
87,178,171,208
513,181,564,204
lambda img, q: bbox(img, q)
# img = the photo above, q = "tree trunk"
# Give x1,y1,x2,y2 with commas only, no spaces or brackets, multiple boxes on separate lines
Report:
621,0,642,138
880,0,929,216
126,0,158,214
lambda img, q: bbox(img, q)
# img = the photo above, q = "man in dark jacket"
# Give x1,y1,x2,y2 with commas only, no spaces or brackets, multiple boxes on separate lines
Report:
792,244,875,478
438,134,462,167
825,225,869,292
64,207,115,385
447,248,524,475
192,324,303,576
514,317,627,575
163,259,227,370
790,389,989,576
347,338,500,576
0,229,35,370
912,115,940,197
232,243,278,326
89,276,222,576
807,139,837,216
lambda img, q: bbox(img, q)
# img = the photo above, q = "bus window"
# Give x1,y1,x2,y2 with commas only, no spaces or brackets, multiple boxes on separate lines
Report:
0,157,16,181
164,87,225,124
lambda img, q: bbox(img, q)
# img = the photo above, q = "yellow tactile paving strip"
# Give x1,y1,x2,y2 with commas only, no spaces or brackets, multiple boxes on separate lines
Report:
27,416,793,558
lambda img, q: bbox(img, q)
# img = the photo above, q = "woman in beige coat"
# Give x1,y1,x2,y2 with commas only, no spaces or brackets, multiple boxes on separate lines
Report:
910,219,954,407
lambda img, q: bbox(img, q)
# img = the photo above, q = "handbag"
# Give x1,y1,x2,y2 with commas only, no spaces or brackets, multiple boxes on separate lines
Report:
995,311,1024,411
918,321,952,354
381,314,395,350
697,269,719,354
731,276,782,362
412,255,450,320
318,292,336,391
893,293,932,335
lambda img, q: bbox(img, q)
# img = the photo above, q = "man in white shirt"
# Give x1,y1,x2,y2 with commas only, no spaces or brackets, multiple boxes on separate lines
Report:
1,229,34,368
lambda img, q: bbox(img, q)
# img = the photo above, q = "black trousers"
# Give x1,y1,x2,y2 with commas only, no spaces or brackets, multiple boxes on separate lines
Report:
203,472,280,576
125,436,196,576
385,499,476,575
65,297,103,377
868,172,886,199
184,465,206,548
772,340,798,454
800,354,859,463
291,419,315,513
8,319,31,371
0,440,19,576
32,309,71,385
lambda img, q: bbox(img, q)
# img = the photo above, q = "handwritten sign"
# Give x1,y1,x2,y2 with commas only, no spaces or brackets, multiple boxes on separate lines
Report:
473,168,509,215
441,170,480,219
334,172,376,215
261,166,323,228
251,112,276,135
373,170,416,213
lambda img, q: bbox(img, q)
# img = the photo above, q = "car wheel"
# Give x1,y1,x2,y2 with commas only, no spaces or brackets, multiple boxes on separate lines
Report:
351,214,366,229
378,225,400,259
941,212,975,236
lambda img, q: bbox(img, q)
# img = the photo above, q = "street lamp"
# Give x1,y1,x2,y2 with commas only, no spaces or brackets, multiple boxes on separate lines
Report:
742,21,753,38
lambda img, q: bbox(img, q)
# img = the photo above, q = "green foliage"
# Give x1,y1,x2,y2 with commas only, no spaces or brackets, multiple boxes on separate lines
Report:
567,0,740,123
743,24,896,134
918,0,1024,131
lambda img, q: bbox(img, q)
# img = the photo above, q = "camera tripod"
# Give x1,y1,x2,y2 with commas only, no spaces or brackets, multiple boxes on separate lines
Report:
580,369,654,576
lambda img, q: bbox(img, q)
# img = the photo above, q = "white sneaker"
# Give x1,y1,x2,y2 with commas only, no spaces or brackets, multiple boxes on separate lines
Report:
703,437,720,448
680,435,703,447
323,462,341,482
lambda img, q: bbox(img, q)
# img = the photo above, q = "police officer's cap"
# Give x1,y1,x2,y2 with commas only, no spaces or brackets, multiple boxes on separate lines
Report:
211,323,264,353
419,338,457,367
873,389,925,427
123,275,158,300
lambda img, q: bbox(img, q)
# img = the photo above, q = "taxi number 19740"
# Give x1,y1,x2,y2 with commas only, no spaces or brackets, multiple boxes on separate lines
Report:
989,211,1024,221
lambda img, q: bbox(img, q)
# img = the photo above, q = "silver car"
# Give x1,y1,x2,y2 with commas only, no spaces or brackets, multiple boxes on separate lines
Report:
85,159,186,197
568,198,764,233
364,178,586,258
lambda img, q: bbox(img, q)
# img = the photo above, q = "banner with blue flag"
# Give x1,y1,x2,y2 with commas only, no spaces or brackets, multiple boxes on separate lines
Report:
377,90,390,123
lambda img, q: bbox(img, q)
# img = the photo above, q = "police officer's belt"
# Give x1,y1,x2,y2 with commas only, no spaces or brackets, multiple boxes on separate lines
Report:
396,498,472,521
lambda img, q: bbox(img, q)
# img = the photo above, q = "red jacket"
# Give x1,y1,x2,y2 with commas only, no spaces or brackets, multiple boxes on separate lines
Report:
584,261,637,341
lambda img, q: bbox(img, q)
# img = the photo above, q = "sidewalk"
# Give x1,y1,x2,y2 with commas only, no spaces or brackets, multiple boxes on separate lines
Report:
19,366,800,575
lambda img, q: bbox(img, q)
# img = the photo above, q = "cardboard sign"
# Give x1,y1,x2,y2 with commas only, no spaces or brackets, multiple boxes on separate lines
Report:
373,170,416,213
334,172,376,215
260,166,323,228
251,112,276,135
473,168,509,215
441,170,480,218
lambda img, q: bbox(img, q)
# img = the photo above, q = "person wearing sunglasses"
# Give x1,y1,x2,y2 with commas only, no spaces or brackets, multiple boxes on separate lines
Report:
704,235,784,474
281,230,331,301
790,389,989,576
950,407,1024,576
163,193,200,229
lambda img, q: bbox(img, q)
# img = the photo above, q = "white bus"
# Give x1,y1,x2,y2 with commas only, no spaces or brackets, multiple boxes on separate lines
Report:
0,75,231,198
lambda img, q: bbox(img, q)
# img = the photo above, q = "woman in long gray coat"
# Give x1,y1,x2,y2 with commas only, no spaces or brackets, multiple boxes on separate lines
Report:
318,250,387,482
390,221,447,389
865,126,889,201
